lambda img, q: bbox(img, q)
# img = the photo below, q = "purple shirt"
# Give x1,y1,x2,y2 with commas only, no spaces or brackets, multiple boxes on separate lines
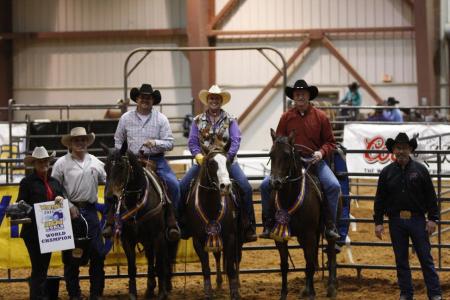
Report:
188,113,241,160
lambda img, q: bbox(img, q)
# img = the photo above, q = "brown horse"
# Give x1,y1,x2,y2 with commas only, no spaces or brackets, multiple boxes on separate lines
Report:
268,129,338,300
185,147,243,300
103,143,177,300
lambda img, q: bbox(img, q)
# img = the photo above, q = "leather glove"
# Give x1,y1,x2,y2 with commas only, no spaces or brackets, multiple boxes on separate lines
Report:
144,139,156,148
195,153,204,165
54,196,64,205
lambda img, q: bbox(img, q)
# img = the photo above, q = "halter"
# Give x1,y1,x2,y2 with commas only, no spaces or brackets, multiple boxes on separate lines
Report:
194,149,229,252
269,138,309,242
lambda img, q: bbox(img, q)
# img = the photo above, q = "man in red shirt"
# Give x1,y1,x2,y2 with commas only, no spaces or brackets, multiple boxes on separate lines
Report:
260,79,341,239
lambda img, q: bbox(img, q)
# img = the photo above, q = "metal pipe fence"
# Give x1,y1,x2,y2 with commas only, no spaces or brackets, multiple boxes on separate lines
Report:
0,148,449,283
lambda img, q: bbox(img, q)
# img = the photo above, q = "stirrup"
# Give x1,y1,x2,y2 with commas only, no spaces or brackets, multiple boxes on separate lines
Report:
259,228,272,239
325,228,340,240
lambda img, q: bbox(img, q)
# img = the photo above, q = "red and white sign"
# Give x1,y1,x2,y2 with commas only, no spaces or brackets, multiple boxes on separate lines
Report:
343,124,450,175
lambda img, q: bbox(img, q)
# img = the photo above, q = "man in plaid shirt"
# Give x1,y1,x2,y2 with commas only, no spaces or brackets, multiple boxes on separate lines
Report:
113,83,180,241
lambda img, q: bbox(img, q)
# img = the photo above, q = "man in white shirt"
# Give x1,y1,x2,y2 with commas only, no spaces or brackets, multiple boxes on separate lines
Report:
52,127,106,300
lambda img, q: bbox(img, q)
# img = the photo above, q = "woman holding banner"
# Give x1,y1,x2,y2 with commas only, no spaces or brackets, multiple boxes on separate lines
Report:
17,146,64,300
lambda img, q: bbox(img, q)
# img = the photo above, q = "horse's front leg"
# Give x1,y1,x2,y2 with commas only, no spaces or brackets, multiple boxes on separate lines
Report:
299,233,318,300
122,238,138,300
275,241,289,300
326,238,338,298
224,235,240,300
213,251,223,289
166,239,179,292
154,234,169,300
144,241,156,299
193,238,213,300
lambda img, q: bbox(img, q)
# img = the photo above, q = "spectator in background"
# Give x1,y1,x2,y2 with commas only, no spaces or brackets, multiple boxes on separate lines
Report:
383,97,404,122
367,104,389,122
339,82,362,120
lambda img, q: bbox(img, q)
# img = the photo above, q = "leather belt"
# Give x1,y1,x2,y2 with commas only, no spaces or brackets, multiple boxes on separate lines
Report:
389,210,423,220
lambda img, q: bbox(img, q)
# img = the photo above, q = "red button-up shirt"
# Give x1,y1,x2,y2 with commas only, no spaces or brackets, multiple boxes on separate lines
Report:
275,105,336,158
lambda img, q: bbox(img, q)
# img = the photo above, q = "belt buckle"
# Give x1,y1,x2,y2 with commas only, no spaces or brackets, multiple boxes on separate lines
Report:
399,210,411,219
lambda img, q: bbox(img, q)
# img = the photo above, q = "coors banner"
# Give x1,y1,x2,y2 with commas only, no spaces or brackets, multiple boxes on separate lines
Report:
343,124,450,175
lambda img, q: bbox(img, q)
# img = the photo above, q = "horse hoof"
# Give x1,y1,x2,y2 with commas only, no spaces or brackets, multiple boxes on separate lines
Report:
279,291,288,300
326,286,337,298
144,289,154,299
129,293,137,300
158,292,168,300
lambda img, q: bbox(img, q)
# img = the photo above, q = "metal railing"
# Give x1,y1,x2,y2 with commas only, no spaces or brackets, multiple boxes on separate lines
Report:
0,148,449,283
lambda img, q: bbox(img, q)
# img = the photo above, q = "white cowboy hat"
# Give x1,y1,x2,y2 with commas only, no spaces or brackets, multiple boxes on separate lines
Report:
61,127,95,148
198,85,231,106
24,146,56,166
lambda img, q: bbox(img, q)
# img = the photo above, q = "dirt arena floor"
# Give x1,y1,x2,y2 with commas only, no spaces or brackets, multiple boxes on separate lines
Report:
1,181,450,299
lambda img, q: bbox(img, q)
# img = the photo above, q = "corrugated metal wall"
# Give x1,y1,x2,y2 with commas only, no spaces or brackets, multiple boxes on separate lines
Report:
10,0,445,151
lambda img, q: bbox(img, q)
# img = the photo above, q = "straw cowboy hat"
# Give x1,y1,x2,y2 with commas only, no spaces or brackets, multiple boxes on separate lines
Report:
130,84,161,105
24,146,56,166
385,132,417,153
61,127,95,148
285,79,319,101
198,85,231,106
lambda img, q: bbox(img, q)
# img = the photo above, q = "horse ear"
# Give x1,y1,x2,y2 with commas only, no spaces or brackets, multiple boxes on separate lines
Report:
120,141,128,155
99,142,111,155
270,128,277,141
288,130,296,145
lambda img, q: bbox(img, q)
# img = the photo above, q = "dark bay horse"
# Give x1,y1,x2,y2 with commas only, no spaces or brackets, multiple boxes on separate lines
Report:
185,147,242,300
103,143,176,300
268,129,338,300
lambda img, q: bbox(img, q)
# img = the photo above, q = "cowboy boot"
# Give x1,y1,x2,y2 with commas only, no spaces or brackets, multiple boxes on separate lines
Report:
164,203,180,242
323,202,340,240
259,215,274,239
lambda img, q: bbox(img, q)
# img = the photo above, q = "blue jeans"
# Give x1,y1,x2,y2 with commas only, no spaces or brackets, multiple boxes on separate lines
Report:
150,156,181,211
388,215,441,299
260,160,340,222
63,204,105,298
179,162,255,224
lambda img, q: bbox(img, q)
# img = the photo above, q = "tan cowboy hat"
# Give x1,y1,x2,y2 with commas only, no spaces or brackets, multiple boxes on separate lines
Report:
61,127,95,148
24,146,56,166
198,85,231,106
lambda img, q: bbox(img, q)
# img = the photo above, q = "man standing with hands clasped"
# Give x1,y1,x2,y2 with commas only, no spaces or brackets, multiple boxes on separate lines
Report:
374,132,442,300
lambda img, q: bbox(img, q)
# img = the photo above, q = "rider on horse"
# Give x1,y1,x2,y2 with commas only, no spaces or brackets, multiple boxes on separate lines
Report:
179,85,257,243
260,79,341,240
106,83,180,241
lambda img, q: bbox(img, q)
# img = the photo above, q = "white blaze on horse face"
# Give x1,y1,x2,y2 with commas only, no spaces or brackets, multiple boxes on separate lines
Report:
213,154,231,191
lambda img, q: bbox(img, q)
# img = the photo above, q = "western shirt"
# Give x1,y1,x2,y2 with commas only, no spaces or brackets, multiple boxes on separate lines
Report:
114,109,174,155
276,105,336,158
374,159,439,225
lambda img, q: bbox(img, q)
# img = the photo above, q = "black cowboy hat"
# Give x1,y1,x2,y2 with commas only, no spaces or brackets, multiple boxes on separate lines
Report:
130,84,161,105
385,132,417,153
285,79,318,100
386,97,399,106
348,82,359,90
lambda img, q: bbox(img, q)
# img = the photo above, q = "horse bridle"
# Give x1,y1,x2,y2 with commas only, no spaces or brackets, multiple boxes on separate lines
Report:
269,139,309,186
112,154,143,210
198,150,225,192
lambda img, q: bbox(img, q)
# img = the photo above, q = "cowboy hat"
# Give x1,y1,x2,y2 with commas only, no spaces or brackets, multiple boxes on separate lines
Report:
348,82,359,90
387,97,400,106
130,84,161,105
385,132,417,153
198,85,231,106
61,127,95,148
285,80,318,100
24,146,56,166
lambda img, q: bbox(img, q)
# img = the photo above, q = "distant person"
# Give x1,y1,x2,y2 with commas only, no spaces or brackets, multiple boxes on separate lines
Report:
383,97,404,122
339,82,362,120
367,104,389,122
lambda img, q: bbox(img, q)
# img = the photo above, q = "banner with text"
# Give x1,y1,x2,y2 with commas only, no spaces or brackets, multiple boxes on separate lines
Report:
343,124,450,174
35,199,74,253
